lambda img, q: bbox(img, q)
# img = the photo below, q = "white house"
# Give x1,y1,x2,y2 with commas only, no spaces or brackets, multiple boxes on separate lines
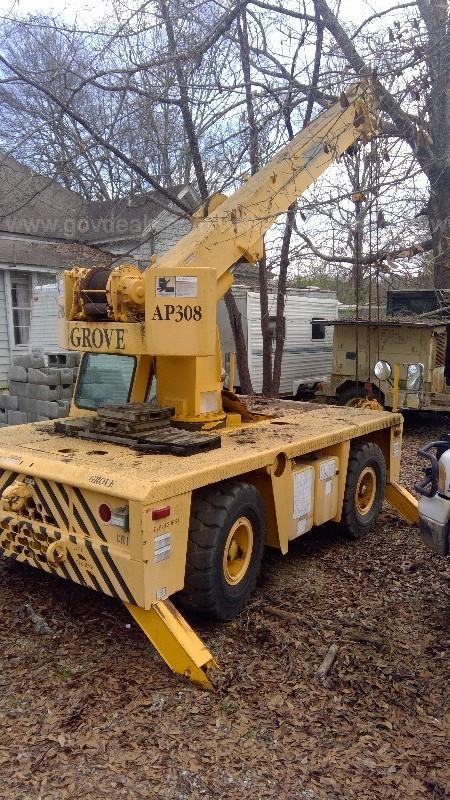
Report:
0,153,197,386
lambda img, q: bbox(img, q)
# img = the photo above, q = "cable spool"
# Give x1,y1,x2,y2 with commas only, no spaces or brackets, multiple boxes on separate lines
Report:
80,266,112,319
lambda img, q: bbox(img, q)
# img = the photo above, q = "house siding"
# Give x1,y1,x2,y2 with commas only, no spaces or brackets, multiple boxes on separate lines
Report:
0,271,10,386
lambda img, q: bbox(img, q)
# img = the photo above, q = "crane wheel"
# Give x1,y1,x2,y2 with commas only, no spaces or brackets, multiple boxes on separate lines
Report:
177,481,265,621
340,441,386,539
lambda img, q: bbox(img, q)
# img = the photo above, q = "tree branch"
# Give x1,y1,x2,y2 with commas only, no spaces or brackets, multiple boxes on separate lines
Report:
0,53,193,216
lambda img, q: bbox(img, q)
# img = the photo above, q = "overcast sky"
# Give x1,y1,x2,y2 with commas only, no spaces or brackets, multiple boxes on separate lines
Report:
0,0,405,26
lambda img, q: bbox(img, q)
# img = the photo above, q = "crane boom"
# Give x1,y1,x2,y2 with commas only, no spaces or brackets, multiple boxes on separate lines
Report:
156,81,377,286
62,80,378,427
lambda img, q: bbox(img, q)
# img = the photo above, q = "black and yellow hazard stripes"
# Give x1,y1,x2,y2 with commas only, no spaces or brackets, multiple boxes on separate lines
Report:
0,468,139,605
0,468,107,540
0,512,138,604
0,469,21,495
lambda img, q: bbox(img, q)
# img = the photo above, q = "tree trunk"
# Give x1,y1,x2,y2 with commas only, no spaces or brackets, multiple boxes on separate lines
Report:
159,0,252,385
258,250,273,396
316,0,450,289
238,9,273,395
158,0,208,202
272,205,295,395
224,290,254,394
429,166,450,289
272,4,323,396
417,0,450,288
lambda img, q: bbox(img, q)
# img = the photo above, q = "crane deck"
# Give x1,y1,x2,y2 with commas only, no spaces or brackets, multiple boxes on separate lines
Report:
0,400,402,504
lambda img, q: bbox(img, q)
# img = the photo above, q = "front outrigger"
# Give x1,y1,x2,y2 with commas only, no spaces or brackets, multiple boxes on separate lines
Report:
0,82,418,687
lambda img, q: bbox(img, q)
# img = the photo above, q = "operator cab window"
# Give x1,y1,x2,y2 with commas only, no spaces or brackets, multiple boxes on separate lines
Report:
311,318,326,340
75,353,136,410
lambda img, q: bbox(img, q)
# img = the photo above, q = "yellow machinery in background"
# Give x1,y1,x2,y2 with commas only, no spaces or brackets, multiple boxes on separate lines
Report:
0,82,418,687
319,318,450,412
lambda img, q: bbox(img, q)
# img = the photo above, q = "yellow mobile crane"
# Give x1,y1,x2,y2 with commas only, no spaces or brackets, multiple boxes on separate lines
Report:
0,82,418,687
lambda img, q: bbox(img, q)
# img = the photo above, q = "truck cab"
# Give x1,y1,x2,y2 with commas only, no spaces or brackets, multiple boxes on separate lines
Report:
318,319,450,411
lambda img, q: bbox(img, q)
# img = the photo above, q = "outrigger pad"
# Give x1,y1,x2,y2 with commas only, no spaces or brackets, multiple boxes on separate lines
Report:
52,403,221,455
134,428,221,456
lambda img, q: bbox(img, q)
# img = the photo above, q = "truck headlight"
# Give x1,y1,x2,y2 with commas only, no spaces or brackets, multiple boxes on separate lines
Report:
406,363,424,393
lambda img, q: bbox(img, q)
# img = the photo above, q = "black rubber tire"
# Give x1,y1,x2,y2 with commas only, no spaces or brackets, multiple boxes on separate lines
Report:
336,386,365,407
340,441,386,539
177,481,265,621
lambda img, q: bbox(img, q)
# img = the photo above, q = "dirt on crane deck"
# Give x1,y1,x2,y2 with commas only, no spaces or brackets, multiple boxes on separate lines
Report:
0,400,400,503
0,416,449,800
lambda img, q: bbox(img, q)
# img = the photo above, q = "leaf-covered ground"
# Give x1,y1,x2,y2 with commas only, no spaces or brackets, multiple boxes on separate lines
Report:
1,416,449,800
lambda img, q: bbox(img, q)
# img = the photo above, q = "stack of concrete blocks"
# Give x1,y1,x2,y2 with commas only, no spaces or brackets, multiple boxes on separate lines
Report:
0,350,81,427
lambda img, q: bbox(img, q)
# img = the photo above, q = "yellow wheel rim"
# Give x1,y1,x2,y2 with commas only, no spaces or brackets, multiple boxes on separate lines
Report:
355,466,377,516
223,517,253,585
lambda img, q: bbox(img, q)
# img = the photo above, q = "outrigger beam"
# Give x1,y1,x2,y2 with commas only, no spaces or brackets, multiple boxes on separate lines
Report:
385,481,419,525
125,599,218,689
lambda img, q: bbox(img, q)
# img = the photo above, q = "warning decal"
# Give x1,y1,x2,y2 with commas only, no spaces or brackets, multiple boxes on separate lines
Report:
155,276,198,297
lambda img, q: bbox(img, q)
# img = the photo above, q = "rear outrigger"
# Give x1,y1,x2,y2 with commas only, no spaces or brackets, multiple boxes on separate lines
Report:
0,81,418,687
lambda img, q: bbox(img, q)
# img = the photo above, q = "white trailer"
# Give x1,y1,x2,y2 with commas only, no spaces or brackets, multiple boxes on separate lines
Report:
31,282,338,398
217,287,338,396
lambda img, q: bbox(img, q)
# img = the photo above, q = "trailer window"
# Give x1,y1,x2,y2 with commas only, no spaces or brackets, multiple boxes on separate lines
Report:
75,353,136,410
311,318,326,340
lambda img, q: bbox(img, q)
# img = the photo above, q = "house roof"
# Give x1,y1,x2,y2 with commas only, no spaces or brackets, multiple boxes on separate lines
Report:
0,153,82,241
79,187,189,245
0,235,113,270
0,153,193,247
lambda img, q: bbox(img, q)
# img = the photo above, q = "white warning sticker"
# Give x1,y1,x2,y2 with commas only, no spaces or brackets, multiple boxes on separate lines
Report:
297,517,308,535
319,459,336,481
156,275,198,297
175,276,198,297
154,532,171,563
293,468,313,519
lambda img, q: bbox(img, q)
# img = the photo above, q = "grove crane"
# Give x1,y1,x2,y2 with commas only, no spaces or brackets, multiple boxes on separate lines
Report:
0,81,418,687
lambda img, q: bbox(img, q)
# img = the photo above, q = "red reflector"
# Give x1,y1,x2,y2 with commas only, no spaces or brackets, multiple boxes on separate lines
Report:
152,506,170,520
99,503,112,522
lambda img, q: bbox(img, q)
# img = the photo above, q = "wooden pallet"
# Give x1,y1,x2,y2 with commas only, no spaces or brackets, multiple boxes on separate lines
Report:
97,403,174,423
53,403,221,455
91,416,170,434
78,427,221,455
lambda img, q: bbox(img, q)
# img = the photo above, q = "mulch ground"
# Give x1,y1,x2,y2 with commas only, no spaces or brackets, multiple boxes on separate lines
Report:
0,415,449,800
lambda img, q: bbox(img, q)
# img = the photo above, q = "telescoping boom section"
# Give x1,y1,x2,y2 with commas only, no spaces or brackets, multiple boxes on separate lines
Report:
62,81,378,429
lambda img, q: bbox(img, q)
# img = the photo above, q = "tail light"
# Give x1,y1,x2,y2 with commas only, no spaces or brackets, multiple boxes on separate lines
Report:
98,503,129,530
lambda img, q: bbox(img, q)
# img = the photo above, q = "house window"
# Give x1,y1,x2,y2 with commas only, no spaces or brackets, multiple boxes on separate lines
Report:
10,273,32,345
311,318,326,340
